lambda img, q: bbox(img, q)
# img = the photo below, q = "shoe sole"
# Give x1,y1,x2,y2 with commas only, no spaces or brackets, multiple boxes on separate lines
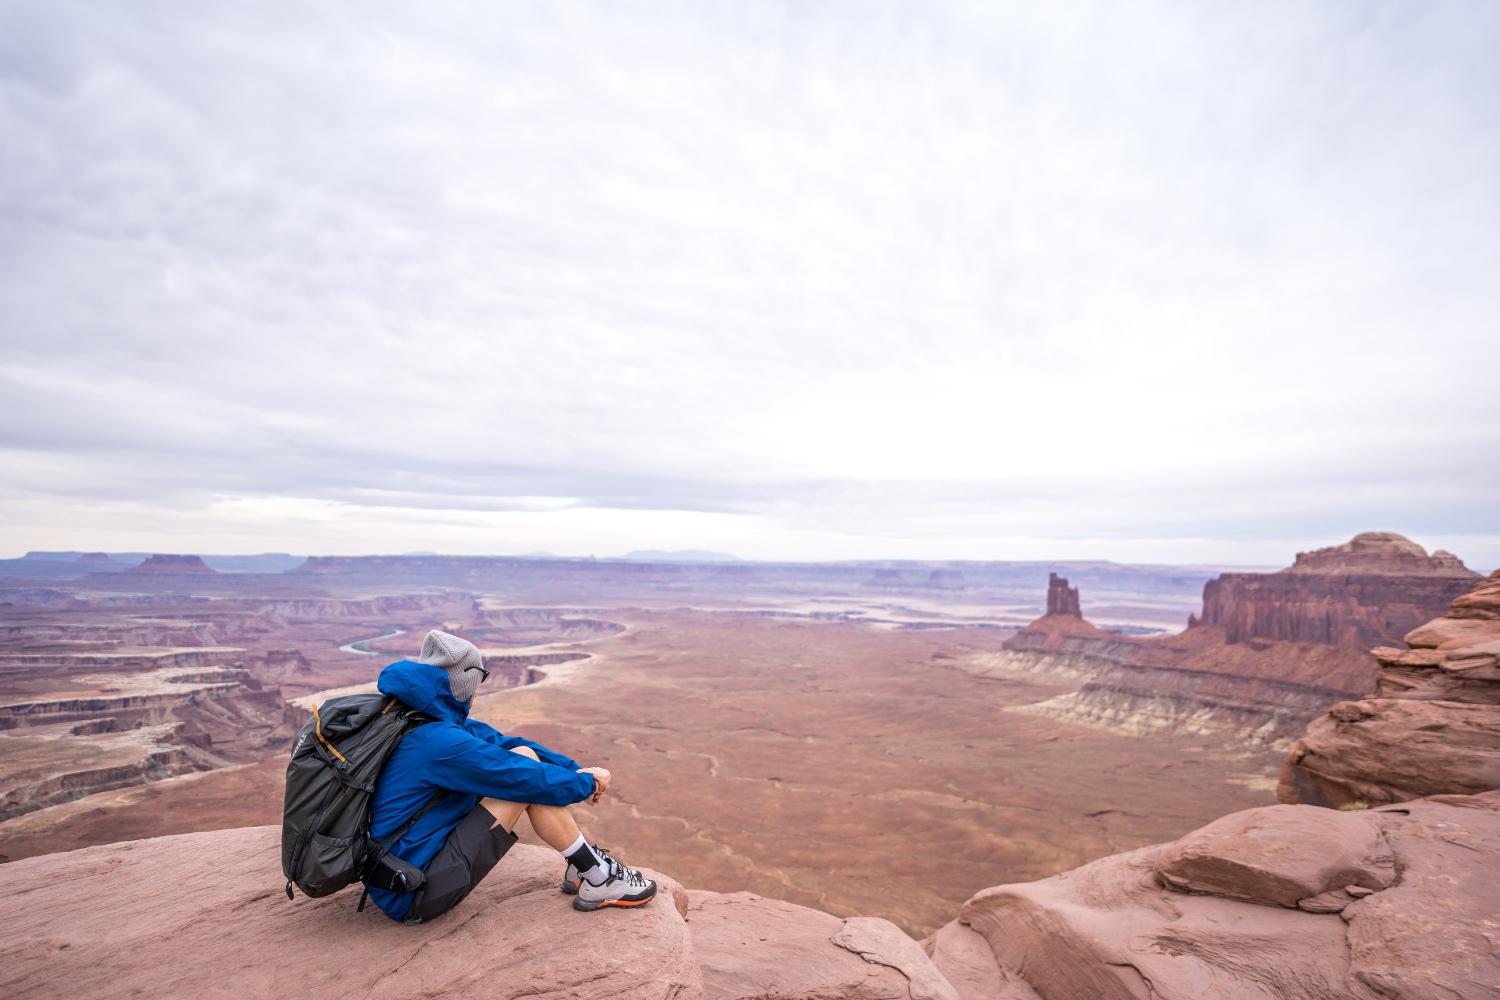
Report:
571,882,657,912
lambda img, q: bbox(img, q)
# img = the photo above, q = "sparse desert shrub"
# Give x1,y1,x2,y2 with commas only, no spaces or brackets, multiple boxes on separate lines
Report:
1337,800,1370,811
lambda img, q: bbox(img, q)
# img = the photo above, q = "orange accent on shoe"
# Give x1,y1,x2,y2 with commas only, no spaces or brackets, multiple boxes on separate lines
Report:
597,895,654,907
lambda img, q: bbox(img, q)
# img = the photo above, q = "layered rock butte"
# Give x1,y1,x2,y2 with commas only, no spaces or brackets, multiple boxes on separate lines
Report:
1200,531,1477,647
995,533,1477,745
130,554,217,575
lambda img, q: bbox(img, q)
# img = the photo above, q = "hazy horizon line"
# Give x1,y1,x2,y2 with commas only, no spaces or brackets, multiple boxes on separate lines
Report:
0,542,1418,573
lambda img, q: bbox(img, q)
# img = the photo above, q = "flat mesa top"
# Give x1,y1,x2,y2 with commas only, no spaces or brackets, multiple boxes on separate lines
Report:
1284,532,1476,578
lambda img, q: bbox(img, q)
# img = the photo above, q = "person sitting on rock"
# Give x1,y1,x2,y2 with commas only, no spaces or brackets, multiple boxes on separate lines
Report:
365,629,656,923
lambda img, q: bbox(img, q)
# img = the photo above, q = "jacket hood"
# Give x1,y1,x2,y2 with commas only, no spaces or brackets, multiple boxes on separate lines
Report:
377,659,469,723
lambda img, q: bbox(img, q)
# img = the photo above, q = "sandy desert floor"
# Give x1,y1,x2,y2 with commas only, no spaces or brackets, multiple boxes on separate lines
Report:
477,609,1280,936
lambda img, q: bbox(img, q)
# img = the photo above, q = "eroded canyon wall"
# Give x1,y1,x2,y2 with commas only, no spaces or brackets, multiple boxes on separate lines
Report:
1200,532,1477,649
1006,616,1376,743
1280,568,1500,808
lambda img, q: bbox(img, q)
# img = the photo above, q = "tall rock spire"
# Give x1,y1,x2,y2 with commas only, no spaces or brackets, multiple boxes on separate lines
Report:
1046,572,1081,617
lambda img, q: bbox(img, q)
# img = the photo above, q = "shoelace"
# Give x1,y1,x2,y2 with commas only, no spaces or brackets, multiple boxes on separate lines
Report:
609,859,647,888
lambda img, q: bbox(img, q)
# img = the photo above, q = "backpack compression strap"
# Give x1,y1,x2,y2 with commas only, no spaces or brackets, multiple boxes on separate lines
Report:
358,788,449,908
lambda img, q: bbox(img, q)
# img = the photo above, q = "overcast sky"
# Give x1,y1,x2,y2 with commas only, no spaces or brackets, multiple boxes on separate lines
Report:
1,1,1496,568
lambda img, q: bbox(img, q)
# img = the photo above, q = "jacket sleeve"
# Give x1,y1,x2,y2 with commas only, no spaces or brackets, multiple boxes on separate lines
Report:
423,724,593,806
496,735,583,771
466,720,584,771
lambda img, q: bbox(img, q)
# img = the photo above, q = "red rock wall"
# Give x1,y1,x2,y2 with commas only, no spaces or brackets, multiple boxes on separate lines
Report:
1199,572,1474,648
1280,570,1500,807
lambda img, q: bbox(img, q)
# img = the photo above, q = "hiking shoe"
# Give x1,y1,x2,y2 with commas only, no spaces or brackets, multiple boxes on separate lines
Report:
572,858,657,911
560,845,613,895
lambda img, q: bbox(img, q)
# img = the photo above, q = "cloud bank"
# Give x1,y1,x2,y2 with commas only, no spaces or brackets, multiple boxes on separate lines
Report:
2,1,1497,566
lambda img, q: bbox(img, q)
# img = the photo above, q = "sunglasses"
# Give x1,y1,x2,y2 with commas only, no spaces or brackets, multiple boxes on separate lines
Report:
467,663,490,684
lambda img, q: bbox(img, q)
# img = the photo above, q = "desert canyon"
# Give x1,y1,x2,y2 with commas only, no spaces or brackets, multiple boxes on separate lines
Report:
1,532,1497,998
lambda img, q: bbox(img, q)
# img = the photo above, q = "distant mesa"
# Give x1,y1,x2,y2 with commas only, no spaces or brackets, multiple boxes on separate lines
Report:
617,549,742,563
199,553,304,573
863,567,907,589
1203,532,1478,648
21,550,152,564
1045,572,1082,617
927,569,965,590
8,552,300,575
131,554,216,575
1285,531,1477,577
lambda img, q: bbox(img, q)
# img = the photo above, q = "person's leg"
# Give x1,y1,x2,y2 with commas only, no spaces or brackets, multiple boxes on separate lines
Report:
470,747,656,912
478,746,586,850
481,798,586,849
408,746,571,923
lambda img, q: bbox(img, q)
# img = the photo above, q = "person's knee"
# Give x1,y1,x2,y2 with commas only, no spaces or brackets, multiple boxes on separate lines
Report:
509,745,540,761
479,797,528,832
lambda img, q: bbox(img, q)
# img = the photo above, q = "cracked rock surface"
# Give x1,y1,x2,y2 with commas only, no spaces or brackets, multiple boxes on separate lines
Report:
0,826,700,1000
956,790,1500,1000
1152,803,1396,908
687,890,958,1000
0,826,961,1000
923,920,1041,1000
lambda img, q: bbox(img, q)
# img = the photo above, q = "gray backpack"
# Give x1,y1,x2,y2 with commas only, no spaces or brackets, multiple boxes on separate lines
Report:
280,694,442,906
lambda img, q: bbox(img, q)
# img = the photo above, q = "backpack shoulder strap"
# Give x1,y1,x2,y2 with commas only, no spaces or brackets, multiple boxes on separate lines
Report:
359,788,447,901
380,787,447,854
359,709,447,899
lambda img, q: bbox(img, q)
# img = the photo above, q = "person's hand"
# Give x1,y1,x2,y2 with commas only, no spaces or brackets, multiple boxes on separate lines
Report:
578,766,611,804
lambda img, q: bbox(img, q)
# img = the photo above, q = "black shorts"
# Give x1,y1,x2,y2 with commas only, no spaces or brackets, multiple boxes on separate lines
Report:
406,804,518,923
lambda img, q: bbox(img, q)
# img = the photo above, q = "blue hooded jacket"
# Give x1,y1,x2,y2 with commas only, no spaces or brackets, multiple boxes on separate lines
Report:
365,659,595,921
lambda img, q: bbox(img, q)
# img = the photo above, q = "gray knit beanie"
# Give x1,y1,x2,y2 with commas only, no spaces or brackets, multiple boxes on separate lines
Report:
417,629,486,702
